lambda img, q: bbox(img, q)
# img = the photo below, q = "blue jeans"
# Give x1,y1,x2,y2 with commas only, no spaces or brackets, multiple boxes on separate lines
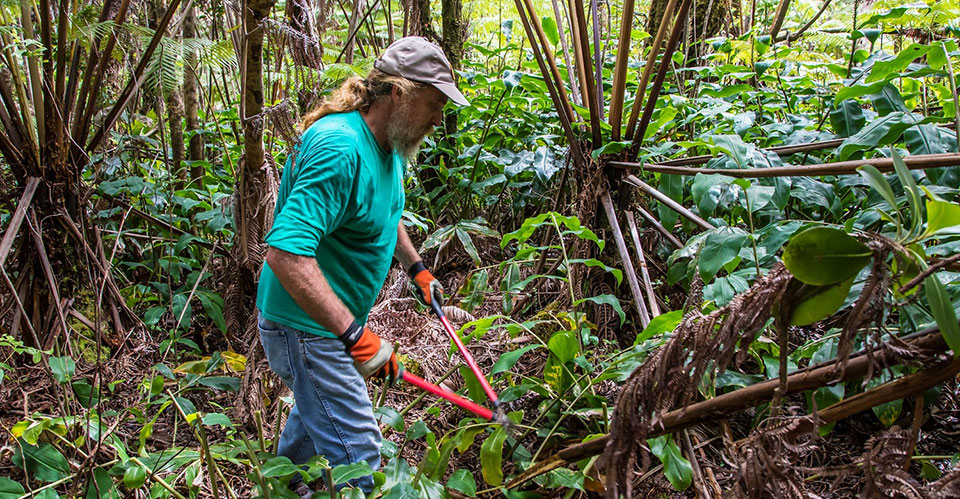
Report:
258,314,381,492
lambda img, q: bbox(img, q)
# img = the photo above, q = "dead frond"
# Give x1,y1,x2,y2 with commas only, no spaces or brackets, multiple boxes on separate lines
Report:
730,416,820,499
604,263,794,498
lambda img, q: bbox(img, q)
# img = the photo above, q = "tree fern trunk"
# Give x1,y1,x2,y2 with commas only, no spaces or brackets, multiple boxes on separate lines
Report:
441,0,465,69
183,3,204,184
228,0,279,422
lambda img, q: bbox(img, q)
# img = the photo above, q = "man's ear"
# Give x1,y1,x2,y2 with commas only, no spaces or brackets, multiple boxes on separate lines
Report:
390,85,403,104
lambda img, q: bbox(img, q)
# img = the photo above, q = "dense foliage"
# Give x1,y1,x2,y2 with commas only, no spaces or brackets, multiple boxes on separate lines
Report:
1,0,959,496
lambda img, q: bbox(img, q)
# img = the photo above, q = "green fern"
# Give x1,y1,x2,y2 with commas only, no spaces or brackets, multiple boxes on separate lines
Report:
183,37,238,71
144,37,183,97
70,20,116,46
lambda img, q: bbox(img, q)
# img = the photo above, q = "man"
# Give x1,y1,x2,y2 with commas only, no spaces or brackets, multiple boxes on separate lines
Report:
255,37,469,495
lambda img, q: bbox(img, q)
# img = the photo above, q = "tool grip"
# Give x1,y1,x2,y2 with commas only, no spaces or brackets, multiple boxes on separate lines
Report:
401,371,493,420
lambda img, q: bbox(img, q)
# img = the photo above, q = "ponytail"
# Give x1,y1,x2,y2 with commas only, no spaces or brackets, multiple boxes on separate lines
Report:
300,69,423,130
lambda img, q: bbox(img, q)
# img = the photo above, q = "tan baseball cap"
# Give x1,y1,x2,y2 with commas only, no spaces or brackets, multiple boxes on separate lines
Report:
374,37,470,106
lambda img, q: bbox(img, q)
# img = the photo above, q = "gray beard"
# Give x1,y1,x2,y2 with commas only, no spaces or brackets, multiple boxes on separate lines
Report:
386,102,432,162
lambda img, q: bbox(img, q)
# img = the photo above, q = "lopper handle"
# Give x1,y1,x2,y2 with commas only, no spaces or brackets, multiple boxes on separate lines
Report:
430,300,500,406
400,371,493,420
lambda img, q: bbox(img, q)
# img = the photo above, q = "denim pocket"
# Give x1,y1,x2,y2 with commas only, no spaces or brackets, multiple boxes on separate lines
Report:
259,317,294,385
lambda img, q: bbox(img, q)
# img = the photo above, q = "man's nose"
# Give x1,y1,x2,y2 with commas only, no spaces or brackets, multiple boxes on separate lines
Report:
431,110,443,128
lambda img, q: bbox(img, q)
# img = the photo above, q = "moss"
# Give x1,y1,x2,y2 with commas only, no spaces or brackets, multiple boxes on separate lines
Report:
530,300,565,338
397,353,421,376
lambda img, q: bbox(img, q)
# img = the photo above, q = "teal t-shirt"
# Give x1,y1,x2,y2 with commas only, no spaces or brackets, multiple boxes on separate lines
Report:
256,110,405,337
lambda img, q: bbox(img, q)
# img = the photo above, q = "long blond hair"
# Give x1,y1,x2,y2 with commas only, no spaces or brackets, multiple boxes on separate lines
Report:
301,68,423,130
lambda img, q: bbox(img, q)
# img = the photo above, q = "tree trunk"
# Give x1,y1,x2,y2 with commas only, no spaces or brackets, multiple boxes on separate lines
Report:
229,0,279,420
168,90,186,185
440,0,466,70
406,0,438,40
647,0,725,48
183,2,204,184
345,0,363,64
149,0,185,185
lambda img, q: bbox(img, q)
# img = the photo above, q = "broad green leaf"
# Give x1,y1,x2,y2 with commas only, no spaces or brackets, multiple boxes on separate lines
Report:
861,2,928,25
658,172,683,231
925,275,960,358
144,306,166,326
698,227,749,281
455,426,487,453
85,466,118,499
540,17,559,46
456,228,482,266
123,463,147,489
835,112,928,161
547,330,579,363
574,295,625,325
834,80,890,104
927,41,958,70
782,227,872,286
12,441,70,482
922,461,943,480
868,84,908,116
904,124,947,155
865,44,931,83
857,165,898,211
636,310,683,344
381,482,417,498
197,293,227,334
571,258,623,285
644,107,678,140
867,367,902,426
48,356,75,384
491,345,542,375
789,276,856,326
891,149,923,237
172,293,191,330
591,140,629,159
810,382,844,435
648,434,692,490
197,375,240,392
830,100,865,137
691,173,735,217
260,456,301,477
716,370,764,389
0,477,25,498
459,365,485,402
72,381,101,408
925,200,960,237
480,427,507,486
743,184,776,213
460,269,489,312
501,212,552,248
541,468,585,490
857,28,882,43
703,275,750,306
710,134,751,168
447,469,477,496
201,413,233,428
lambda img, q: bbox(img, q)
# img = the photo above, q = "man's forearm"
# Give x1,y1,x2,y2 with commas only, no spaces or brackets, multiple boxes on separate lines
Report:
394,223,423,272
265,247,355,335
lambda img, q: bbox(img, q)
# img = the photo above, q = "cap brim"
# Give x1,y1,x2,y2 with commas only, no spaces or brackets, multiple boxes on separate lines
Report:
432,81,470,107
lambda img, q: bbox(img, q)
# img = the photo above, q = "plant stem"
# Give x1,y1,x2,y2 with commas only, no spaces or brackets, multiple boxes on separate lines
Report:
131,457,189,499
942,41,960,152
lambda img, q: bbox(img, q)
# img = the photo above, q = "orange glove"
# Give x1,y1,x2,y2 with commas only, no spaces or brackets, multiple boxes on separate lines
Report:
408,261,444,306
340,321,400,381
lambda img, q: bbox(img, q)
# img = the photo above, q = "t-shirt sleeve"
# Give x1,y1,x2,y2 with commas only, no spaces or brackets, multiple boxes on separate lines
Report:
266,143,358,256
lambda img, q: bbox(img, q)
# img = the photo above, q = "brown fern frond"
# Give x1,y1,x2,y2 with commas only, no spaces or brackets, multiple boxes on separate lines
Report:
604,263,794,498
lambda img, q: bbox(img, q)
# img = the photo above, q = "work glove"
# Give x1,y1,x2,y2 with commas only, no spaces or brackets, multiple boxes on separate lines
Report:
340,321,400,382
408,261,444,306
